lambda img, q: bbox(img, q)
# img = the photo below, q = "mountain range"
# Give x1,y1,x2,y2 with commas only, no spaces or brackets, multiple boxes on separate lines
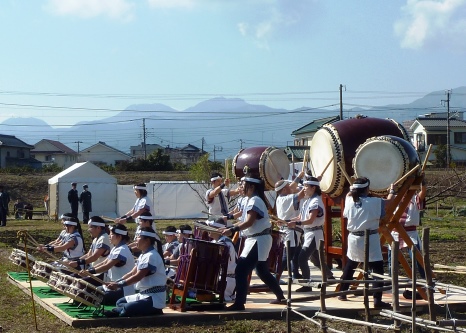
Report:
1,87,465,161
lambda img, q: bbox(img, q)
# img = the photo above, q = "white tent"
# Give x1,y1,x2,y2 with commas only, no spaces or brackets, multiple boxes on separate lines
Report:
48,162,118,219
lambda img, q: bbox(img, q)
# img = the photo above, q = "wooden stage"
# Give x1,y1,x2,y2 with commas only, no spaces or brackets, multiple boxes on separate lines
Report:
8,266,466,329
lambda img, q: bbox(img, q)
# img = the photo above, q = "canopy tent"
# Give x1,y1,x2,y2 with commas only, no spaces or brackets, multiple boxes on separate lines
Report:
48,162,117,219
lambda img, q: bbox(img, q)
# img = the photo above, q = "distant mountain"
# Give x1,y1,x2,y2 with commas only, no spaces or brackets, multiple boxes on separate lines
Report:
1,88,465,161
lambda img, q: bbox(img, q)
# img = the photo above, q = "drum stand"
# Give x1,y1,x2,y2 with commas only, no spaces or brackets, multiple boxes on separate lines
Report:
322,174,429,299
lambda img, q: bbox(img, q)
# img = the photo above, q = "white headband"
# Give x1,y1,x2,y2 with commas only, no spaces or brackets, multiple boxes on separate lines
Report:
243,177,261,184
89,221,106,227
177,229,193,235
352,182,369,189
139,231,158,238
303,180,320,186
133,185,146,190
162,231,176,235
275,181,290,192
63,221,78,226
210,176,222,182
138,215,154,220
112,228,128,235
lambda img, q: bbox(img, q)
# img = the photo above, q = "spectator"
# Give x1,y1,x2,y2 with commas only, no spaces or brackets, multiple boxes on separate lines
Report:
14,199,25,219
24,203,33,220
68,182,79,218
79,184,92,224
0,185,11,227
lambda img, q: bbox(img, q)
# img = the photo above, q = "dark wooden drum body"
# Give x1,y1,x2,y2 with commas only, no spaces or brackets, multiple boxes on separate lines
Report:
309,117,409,198
353,135,420,196
9,249,35,271
233,146,290,190
31,261,57,282
176,238,229,293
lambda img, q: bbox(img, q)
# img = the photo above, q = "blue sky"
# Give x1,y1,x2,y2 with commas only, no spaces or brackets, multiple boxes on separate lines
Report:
1,0,465,130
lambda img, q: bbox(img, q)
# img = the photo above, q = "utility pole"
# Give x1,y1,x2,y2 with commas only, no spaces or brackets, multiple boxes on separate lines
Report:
239,139,244,149
442,90,452,168
142,118,147,160
74,141,83,162
213,145,222,162
201,137,205,153
339,84,346,120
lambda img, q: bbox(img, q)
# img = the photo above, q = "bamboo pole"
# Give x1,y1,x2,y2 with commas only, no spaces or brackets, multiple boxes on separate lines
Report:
318,240,328,333
422,227,436,327
286,240,292,333
411,244,417,333
380,310,462,332
421,144,433,172
291,310,346,333
391,241,401,333
363,230,371,333
314,312,394,330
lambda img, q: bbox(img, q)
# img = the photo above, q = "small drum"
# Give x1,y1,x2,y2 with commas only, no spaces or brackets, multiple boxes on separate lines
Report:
175,238,229,293
31,261,57,283
9,249,35,271
47,271,74,296
68,278,104,308
309,117,409,198
353,135,420,196
233,146,290,190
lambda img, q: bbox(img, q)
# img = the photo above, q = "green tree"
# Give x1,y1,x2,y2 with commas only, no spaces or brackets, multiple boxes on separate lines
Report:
189,154,225,183
434,144,447,168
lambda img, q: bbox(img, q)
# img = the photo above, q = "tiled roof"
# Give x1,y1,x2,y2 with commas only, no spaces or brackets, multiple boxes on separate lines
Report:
33,139,77,154
285,146,309,161
291,115,340,136
0,134,34,148
415,118,466,128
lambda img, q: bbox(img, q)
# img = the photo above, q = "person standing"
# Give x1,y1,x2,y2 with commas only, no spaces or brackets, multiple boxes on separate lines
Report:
338,177,395,308
68,182,79,219
205,172,240,217
79,184,92,224
221,175,285,311
0,185,11,227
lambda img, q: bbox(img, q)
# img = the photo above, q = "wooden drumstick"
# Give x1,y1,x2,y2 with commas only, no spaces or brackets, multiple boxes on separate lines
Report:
319,156,334,178
302,150,308,173
232,231,240,244
421,144,433,172
225,159,229,181
101,215,116,222
337,162,353,185
393,164,420,187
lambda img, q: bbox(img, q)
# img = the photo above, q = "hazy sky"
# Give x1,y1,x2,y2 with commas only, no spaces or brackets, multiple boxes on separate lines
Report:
1,0,465,129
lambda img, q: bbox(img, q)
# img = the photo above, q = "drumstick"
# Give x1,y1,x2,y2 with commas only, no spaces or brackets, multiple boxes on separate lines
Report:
319,156,334,178
193,221,223,234
100,215,116,222
17,243,39,252
302,150,308,173
292,154,296,179
393,164,420,186
225,159,229,181
421,144,433,172
337,162,353,185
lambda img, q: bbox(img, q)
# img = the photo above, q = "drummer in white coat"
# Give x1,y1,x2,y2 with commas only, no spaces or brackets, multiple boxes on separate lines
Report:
115,183,155,228
206,172,240,217
220,175,285,311
339,177,395,308
287,177,334,292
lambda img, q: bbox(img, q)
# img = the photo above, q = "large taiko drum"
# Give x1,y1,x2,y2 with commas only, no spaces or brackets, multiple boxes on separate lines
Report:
233,146,290,190
353,135,420,196
175,238,229,293
309,117,409,198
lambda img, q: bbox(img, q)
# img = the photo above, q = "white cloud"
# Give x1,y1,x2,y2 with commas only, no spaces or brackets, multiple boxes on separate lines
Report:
44,0,135,21
395,0,466,50
147,0,196,9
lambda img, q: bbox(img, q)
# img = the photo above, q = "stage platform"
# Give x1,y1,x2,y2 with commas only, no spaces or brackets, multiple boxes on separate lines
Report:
8,267,466,329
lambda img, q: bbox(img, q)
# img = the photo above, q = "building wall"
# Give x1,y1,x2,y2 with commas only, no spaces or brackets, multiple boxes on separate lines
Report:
80,146,130,166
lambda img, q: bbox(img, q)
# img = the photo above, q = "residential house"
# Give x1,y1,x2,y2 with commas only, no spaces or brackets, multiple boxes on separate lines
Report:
166,144,206,166
0,134,41,169
291,115,341,146
410,112,466,165
79,141,132,166
31,139,78,169
130,143,164,160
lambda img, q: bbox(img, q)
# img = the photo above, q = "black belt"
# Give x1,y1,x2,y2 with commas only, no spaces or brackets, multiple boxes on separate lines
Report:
304,225,323,232
247,228,271,238
226,273,236,278
140,285,166,294
351,229,378,237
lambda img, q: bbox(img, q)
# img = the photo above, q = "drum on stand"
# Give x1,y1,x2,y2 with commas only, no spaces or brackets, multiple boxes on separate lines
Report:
233,146,290,190
353,135,420,196
9,249,35,271
31,261,57,283
309,117,409,198
67,278,104,308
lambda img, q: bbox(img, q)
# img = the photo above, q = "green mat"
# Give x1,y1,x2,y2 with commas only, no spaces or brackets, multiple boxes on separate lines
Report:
8,271,34,282
32,286,66,299
54,302,105,319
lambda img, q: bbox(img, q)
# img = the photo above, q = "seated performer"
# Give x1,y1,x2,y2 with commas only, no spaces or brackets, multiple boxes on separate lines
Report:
69,216,111,281
209,219,238,302
162,226,179,258
80,224,136,305
129,212,161,256
338,177,395,309
104,227,165,317
37,213,85,267
167,224,193,265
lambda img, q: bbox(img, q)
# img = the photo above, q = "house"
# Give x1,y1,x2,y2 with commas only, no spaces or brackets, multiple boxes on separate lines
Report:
291,115,341,146
31,139,78,169
0,134,41,169
130,143,164,160
166,144,206,166
79,141,132,166
410,112,466,165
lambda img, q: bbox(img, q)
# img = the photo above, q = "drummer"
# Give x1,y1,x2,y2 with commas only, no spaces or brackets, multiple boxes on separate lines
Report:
162,226,179,258
37,213,85,265
220,175,286,311
166,224,193,265
70,216,111,281
80,224,136,305
115,183,155,230
129,212,160,256
104,227,165,317
206,172,240,217
208,218,238,302
274,171,306,280
287,177,334,291
339,177,395,308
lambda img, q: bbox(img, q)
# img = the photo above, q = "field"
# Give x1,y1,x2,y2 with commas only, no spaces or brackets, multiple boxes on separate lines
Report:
1,171,466,332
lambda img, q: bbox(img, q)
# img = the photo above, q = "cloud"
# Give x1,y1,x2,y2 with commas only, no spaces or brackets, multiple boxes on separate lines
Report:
395,0,466,50
44,0,135,21
147,0,196,9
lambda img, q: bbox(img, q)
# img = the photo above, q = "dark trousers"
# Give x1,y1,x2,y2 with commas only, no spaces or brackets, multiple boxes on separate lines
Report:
283,245,302,278
0,207,6,226
82,211,90,224
298,238,334,279
114,296,163,317
234,243,284,305
339,258,385,302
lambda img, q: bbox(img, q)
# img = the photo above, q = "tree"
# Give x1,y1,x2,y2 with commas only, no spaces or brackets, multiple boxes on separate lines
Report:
434,144,447,168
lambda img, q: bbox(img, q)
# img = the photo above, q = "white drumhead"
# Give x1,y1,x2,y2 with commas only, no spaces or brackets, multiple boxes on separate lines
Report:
309,127,345,196
260,147,290,190
353,138,408,194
